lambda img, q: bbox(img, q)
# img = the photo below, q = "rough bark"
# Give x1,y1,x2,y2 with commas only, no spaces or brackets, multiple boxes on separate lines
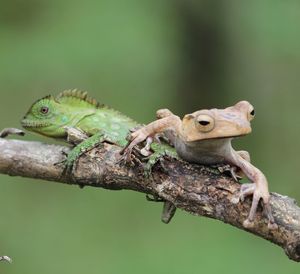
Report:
0,138,300,262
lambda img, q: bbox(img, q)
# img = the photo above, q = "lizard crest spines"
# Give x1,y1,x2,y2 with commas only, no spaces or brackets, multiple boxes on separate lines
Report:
56,89,104,108
57,89,137,124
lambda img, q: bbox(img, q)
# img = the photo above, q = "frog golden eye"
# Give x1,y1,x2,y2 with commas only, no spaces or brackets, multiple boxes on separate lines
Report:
248,107,255,121
195,114,215,132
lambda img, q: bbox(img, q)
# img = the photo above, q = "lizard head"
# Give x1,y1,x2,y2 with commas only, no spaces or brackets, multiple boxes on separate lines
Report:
181,101,254,142
21,95,68,137
21,89,101,138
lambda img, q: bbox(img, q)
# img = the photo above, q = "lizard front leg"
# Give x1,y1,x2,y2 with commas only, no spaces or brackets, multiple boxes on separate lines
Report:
62,125,133,176
60,132,105,176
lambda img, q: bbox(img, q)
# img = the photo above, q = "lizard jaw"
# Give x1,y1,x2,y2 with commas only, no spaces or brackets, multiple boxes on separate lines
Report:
21,119,51,129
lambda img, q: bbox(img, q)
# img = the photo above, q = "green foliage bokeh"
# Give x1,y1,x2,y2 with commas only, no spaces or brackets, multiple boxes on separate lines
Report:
0,0,299,273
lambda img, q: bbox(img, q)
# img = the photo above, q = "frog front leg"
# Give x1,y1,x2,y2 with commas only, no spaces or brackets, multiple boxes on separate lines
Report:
231,153,277,230
121,112,181,160
229,150,251,180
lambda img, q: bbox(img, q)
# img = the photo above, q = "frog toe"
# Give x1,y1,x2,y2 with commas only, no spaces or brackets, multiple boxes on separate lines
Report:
140,147,152,157
243,218,255,229
239,183,255,202
239,183,277,230
218,165,242,182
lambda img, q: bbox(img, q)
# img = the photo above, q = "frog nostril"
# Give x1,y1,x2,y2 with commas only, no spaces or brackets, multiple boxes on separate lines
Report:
199,120,210,126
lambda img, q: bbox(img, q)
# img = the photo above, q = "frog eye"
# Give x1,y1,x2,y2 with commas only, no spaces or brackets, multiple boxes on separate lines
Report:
248,107,255,121
40,106,49,114
195,114,215,132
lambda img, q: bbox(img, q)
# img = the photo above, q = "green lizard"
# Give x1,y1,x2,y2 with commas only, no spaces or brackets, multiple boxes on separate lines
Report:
21,89,178,223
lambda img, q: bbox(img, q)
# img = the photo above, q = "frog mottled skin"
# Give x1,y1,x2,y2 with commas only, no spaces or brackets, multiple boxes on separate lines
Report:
122,101,277,230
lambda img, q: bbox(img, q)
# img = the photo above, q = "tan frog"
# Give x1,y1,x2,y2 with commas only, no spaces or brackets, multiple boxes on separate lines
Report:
122,101,277,229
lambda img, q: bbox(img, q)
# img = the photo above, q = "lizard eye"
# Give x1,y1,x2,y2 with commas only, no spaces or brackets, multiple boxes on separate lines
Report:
40,106,49,114
248,107,255,121
195,114,215,132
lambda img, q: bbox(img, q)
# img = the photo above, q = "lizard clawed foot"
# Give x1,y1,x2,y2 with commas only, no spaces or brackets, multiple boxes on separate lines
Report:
0,128,25,138
54,158,76,178
238,183,277,230
54,149,74,176
61,160,75,177
55,148,83,178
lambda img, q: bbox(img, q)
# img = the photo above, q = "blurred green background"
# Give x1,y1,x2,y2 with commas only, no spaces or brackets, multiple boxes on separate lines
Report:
0,0,300,273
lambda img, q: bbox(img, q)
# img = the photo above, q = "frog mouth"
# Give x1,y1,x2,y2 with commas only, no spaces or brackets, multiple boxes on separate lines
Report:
215,133,248,139
21,119,51,129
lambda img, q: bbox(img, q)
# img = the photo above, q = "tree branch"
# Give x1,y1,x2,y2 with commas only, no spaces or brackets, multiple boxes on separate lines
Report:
0,137,300,262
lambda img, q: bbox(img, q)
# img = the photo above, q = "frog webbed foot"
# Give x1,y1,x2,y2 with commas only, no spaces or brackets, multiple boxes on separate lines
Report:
238,183,278,230
140,137,154,157
219,150,250,181
218,165,242,182
121,128,150,161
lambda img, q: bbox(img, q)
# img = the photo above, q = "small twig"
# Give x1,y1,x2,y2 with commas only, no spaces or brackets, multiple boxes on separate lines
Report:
0,128,24,138
0,137,300,262
0,256,12,263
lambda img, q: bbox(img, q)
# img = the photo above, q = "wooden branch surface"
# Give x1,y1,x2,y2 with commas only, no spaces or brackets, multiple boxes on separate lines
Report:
0,138,300,262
